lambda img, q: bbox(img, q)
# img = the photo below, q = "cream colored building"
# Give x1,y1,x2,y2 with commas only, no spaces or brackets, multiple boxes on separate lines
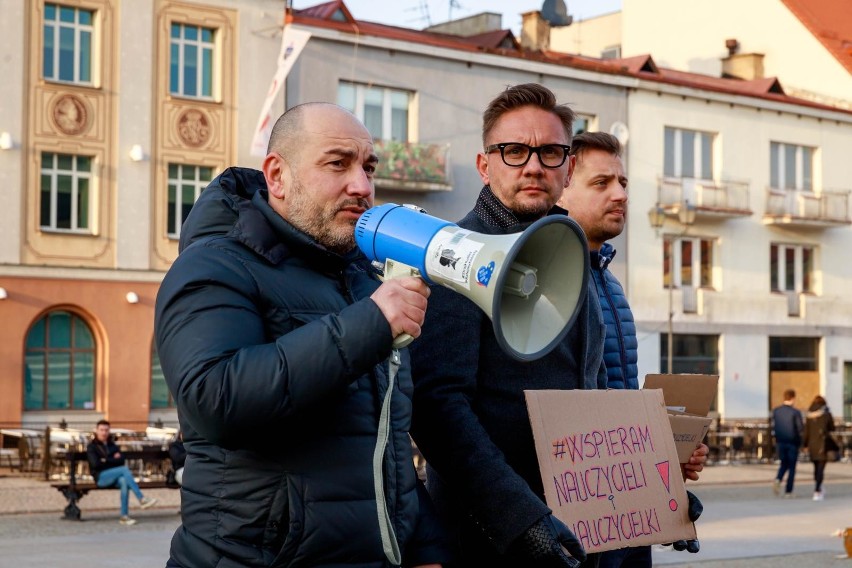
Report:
0,0,284,430
551,0,852,109
549,10,621,59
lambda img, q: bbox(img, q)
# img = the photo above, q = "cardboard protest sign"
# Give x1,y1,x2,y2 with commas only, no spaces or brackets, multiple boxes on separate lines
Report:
525,389,696,553
643,374,718,463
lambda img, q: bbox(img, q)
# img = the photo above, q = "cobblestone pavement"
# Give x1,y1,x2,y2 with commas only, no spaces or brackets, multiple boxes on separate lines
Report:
1,463,850,567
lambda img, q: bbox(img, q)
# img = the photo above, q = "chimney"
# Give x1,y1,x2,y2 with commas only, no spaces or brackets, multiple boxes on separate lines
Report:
521,10,550,51
721,39,765,80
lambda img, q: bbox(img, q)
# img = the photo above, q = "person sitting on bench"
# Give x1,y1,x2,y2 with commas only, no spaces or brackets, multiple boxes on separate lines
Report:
86,419,157,525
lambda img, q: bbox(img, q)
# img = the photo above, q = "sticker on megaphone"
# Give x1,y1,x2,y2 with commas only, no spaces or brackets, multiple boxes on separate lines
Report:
426,229,482,288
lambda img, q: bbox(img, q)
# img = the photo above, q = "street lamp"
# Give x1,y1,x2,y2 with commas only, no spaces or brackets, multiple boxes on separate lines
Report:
648,200,696,373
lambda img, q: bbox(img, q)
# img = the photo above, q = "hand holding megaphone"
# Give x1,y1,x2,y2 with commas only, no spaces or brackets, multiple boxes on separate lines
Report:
370,275,430,347
356,203,590,361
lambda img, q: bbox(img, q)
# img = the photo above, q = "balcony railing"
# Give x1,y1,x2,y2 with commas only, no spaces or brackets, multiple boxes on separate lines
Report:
658,177,751,218
373,140,452,192
764,188,851,227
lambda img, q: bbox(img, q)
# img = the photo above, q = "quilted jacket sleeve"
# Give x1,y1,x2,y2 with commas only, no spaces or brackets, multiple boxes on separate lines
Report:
154,241,393,449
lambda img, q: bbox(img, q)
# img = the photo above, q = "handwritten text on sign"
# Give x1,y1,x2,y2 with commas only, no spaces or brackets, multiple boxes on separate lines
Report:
525,390,695,553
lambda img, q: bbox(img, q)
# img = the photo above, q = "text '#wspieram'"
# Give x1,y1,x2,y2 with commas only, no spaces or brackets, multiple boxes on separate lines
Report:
551,424,655,464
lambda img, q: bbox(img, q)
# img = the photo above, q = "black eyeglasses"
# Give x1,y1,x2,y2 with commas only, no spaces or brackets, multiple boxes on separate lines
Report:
484,142,571,168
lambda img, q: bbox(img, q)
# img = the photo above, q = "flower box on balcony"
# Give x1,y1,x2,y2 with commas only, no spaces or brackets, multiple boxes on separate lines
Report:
373,139,452,192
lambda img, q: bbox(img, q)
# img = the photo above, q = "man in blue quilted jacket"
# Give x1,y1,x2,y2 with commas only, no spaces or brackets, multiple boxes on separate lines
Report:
557,132,708,567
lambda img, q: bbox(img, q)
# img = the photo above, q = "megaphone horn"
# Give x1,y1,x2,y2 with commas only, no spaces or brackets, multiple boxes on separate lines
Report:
356,203,590,362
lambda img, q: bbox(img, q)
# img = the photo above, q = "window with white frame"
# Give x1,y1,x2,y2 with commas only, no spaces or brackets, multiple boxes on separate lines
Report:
40,152,93,232
337,81,411,141
664,127,714,180
170,23,215,99
770,243,814,293
770,142,813,191
43,3,94,84
663,236,714,289
167,163,213,238
572,114,596,136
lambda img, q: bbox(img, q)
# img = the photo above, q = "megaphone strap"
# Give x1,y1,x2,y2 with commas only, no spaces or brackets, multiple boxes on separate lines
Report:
372,349,402,566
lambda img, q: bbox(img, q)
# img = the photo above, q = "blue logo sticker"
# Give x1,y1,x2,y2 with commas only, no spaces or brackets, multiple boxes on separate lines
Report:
476,261,496,287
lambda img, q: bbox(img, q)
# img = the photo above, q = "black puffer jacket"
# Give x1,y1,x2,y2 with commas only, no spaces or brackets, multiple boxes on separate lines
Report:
155,167,446,567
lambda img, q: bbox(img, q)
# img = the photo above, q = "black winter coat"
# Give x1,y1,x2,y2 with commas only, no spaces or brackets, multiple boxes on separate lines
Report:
86,437,124,482
804,404,835,461
409,187,607,566
155,168,446,567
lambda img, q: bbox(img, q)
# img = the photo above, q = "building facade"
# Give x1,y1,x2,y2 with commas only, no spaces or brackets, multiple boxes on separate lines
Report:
0,0,285,430
624,66,852,421
548,0,852,421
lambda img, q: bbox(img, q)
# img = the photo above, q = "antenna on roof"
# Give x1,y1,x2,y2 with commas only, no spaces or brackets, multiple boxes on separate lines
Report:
541,0,573,27
449,0,462,21
405,0,432,27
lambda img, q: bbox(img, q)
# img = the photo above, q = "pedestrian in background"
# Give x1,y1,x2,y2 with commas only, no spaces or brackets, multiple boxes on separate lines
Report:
771,389,803,498
803,395,836,501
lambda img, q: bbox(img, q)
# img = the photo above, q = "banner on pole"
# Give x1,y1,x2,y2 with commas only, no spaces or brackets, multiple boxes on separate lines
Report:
250,25,311,157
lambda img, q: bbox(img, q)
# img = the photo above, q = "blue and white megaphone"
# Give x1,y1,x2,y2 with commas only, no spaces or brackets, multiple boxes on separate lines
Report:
356,203,589,362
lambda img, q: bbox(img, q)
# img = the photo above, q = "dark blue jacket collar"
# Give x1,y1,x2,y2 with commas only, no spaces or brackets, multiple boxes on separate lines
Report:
590,242,616,270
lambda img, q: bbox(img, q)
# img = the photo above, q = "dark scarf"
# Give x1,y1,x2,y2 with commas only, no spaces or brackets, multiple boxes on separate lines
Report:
472,185,549,229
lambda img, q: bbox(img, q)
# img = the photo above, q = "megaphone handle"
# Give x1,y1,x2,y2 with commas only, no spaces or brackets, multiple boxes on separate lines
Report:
381,258,422,349
392,334,414,349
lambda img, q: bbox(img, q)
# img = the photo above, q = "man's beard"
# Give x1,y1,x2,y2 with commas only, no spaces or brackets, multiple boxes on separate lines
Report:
287,176,371,255
513,199,552,218
510,187,556,218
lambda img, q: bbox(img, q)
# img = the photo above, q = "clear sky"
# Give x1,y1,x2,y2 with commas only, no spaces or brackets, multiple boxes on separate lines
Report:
291,0,623,35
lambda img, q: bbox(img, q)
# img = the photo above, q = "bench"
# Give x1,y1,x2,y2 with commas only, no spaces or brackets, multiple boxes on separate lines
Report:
51,449,178,520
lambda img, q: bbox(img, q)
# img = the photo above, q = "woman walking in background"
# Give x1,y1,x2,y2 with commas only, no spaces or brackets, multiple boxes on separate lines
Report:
803,395,836,501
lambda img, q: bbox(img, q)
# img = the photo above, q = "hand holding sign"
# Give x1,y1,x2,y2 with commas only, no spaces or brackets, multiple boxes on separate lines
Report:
511,514,586,567
664,491,704,554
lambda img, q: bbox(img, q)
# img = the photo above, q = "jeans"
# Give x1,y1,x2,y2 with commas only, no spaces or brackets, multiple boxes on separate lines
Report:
96,465,144,516
775,442,799,494
812,459,827,492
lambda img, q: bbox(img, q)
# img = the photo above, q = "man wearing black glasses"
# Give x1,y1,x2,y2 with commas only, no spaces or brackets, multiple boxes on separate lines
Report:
409,83,607,567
